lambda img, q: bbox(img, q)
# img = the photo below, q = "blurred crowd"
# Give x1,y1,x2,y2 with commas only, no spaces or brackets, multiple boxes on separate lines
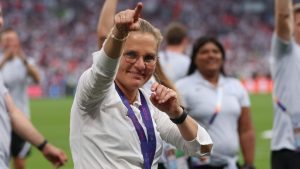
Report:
1,0,274,97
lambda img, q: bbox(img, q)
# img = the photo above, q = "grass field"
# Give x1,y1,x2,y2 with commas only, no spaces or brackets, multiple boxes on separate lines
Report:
21,94,273,169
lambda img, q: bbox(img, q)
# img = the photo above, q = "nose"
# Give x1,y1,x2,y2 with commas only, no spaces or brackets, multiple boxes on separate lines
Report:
207,50,217,59
134,57,146,69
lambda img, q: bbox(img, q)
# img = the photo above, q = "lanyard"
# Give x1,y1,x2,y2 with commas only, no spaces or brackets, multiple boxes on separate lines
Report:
274,96,289,114
209,87,223,125
115,83,156,169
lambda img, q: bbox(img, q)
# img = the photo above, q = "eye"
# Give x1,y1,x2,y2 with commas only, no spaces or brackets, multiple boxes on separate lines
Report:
124,51,138,59
143,54,156,63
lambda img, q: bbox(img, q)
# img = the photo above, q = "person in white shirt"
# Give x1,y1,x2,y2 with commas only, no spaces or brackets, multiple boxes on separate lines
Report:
96,2,182,169
270,0,300,169
176,37,255,169
0,6,67,169
70,3,212,169
0,27,41,169
158,22,190,82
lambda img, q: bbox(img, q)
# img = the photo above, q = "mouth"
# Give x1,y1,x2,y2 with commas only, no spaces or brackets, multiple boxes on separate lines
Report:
127,71,145,79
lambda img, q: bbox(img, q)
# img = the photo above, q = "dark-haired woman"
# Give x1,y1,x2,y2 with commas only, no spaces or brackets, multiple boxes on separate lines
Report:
176,37,255,169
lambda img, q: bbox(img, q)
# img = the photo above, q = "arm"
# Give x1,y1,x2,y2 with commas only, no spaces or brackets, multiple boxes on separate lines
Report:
103,3,142,59
238,107,255,169
18,49,41,83
150,82,212,155
23,60,40,83
97,0,119,48
5,93,67,168
275,0,293,41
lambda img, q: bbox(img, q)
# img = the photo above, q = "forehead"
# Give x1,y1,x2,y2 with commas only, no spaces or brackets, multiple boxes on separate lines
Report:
199,42,219,50
1,31,18,39
123,32,157,54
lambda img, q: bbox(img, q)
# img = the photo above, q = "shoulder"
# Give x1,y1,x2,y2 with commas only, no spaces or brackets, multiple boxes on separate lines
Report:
176,74,198,90
223,76,246,92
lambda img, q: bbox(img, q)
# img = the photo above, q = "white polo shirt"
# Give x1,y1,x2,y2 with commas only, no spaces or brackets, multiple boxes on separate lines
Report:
69,49,212,169
176,71,250,166
158,50,190,82
270,34,300,151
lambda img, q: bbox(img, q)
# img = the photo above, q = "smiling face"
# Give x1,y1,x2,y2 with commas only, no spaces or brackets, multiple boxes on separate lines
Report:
195,42,223,76
115,32,158,92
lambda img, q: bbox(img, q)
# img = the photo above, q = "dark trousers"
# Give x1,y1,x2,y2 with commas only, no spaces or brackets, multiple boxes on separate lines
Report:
271,149,300,169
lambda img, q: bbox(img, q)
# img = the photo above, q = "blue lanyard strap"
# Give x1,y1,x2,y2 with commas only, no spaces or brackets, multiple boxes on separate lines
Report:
115,83,156,169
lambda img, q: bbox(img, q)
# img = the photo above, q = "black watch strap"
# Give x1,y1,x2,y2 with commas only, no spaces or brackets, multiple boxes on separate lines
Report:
37,139,48,151
170,111,188,124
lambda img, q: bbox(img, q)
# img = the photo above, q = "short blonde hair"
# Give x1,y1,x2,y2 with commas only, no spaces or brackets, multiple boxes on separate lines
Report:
137,19,163,50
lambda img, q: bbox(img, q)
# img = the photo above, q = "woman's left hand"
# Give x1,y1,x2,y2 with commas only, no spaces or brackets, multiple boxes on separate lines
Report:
150,82,182,118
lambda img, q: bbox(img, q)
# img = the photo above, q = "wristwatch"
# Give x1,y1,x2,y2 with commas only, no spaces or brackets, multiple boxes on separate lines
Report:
170,110,188,124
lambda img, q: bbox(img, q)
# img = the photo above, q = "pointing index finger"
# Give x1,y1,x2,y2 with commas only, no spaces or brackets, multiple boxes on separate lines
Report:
133,2,143,22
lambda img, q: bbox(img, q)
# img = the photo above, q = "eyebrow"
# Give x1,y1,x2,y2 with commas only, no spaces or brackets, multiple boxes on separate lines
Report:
124,50,156,57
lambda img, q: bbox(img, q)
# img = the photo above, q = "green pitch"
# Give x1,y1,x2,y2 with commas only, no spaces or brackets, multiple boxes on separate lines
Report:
21,94,273,169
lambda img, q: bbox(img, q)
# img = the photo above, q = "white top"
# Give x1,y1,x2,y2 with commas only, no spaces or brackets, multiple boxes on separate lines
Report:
0,76,10,169
158,50,190,82
0,56,35,118
270,34,300,151
176,71,250,166
69,49,212,169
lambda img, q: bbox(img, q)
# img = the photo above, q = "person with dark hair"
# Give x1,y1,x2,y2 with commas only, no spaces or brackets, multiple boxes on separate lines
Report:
158,22,190,82
70,3,213,169
0,27,41,169
0,5,68,169
270,0,300,169
176,37,255,169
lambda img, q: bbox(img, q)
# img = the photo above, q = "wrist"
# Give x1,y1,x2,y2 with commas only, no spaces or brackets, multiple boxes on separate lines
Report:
170,107,188,124
111,26,128,41
37,139,48,151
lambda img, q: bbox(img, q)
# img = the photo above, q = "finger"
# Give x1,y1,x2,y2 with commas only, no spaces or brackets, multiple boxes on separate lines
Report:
162,91,177,103
133,2,143,22
158,88,170,103
154,84,164,100
151,82,160,92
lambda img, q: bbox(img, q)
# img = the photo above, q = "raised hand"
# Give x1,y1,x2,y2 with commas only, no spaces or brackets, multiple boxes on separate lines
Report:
113,2,143,37
150,82,183,118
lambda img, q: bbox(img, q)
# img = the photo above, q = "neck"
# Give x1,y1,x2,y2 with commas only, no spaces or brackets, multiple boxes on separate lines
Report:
201,71,219,86
115,80,138,104
166,45,185,54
